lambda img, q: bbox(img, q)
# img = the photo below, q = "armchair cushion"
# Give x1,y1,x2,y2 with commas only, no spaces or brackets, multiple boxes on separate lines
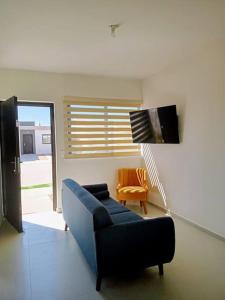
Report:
118,186,147,193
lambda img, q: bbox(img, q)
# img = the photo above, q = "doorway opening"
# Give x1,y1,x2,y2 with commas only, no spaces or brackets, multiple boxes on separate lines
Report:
18,103,57,215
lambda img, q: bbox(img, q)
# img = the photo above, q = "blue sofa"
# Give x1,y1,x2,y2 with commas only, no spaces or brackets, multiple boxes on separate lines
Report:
62,179,175,291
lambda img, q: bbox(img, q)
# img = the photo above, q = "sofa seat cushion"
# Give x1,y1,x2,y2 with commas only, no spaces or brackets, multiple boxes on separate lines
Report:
101,198,129,215
111,211,143,225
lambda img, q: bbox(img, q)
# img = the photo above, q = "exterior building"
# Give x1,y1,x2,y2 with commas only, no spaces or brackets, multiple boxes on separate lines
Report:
19,121,51,156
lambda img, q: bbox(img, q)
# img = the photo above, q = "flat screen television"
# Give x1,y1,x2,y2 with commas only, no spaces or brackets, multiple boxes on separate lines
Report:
129,105,179,144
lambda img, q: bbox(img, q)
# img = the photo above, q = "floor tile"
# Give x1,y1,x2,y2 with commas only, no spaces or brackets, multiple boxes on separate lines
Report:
0,205,225,300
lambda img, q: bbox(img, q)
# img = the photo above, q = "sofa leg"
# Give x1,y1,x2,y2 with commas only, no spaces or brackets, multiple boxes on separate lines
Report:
158,264,164,276
96,275,102,291
64,223,68,231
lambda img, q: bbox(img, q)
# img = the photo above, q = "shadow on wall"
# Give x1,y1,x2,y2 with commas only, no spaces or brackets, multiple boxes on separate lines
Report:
142,144,168,212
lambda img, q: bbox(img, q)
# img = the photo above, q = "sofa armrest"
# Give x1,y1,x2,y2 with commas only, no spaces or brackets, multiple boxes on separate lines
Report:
95,216,175,276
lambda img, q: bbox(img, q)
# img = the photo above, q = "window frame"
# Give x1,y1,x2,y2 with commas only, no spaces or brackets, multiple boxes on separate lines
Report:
63,96,142,159
42,134,51,144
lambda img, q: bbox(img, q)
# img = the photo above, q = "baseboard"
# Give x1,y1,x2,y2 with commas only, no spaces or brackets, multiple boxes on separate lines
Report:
148,201,168,213
149,202,225,243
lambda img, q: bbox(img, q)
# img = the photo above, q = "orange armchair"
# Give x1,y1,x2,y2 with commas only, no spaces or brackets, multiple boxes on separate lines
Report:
116,168,149,214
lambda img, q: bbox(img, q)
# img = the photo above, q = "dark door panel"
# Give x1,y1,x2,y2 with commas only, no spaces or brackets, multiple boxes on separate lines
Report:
0,96,22,232
23,134,33,154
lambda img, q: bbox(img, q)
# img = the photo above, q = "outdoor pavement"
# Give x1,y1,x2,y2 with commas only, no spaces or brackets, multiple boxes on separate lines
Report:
20,154,53,214
20,154,39,162
20,155,52,186
21,187,53,214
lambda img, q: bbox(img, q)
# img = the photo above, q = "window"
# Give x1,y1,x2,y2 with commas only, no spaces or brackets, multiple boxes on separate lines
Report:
42,134,51,144
64,96,142,158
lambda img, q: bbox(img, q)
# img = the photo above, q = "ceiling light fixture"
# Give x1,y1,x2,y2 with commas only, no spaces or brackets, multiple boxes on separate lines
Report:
109,24,120,37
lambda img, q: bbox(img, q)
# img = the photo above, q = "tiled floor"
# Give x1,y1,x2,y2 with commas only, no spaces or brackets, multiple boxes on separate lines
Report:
0,204,225,300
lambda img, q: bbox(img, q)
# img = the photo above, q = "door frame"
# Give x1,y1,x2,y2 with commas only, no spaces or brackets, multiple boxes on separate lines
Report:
18,101,57,211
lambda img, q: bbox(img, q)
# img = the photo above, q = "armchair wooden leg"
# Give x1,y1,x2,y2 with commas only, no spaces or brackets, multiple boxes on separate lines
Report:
142,201,148,214
140,201,143,207
64,223,68,231
96,274,102,291
158,264,164,276
124,201,126,206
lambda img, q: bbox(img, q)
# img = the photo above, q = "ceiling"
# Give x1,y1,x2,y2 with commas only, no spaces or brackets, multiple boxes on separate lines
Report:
1,0,225,79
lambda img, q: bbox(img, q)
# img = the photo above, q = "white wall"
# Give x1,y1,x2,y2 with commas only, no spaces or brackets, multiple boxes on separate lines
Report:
35,129,51,155
0,69,143,210
142,40,225,238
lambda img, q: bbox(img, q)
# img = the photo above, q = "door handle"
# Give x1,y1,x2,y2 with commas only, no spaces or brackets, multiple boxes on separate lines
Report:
10,157,20,174
17,157,21,174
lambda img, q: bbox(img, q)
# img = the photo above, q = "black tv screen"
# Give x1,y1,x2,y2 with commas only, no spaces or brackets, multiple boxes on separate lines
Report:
129,105,179,144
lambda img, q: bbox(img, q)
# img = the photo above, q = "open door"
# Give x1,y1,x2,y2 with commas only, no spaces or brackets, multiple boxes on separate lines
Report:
0,96,22,232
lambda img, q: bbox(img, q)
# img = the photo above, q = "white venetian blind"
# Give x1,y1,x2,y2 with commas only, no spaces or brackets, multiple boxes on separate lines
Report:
64,96,141,158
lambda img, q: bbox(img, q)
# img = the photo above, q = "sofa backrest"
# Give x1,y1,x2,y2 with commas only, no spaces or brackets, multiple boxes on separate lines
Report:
82,183,110,201
62,179,112,273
